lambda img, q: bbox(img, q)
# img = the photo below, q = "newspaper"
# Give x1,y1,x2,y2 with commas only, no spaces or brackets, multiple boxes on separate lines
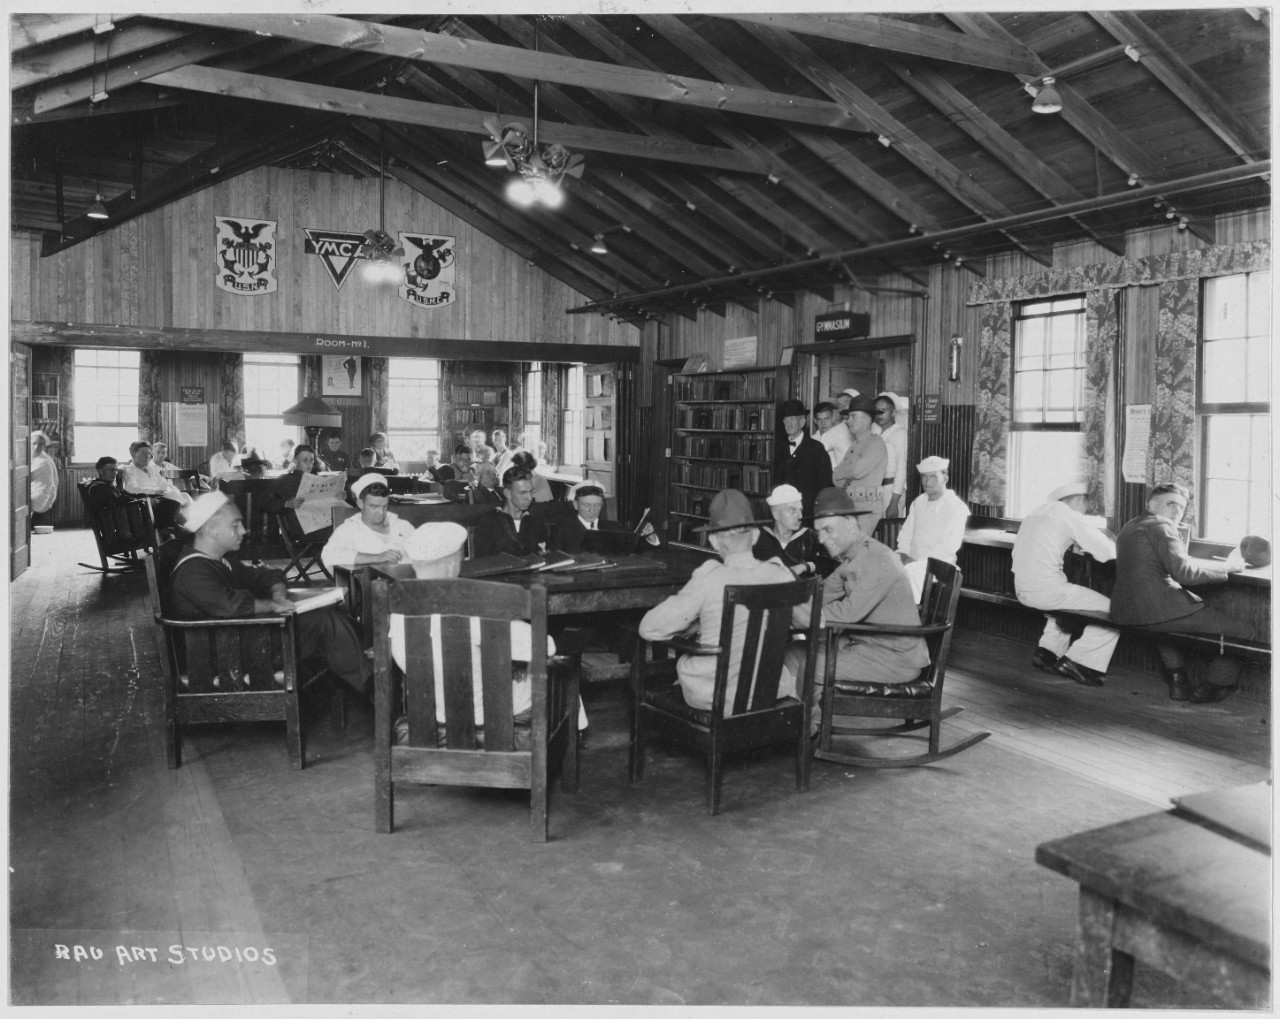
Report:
291,473,347,535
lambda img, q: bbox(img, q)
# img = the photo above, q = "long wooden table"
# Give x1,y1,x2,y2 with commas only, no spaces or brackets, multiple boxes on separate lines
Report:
1036,782,1271,1008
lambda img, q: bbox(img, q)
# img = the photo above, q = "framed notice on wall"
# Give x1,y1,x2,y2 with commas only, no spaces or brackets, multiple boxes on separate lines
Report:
322,355,362,396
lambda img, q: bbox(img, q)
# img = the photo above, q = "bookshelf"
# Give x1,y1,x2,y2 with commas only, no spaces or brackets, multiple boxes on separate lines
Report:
666,366,786,546
449,385,509,451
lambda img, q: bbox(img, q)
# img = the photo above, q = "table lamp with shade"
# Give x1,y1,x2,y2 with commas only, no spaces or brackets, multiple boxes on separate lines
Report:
282,395,343,452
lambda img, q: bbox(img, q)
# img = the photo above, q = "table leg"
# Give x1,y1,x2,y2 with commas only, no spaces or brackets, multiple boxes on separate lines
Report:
1071,887,1135,1007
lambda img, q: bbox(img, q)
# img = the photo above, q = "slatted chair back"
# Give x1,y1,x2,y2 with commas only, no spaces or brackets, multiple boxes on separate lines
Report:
371,576,579,840
712,580,817,719
76,480,156,571
917,559,963,692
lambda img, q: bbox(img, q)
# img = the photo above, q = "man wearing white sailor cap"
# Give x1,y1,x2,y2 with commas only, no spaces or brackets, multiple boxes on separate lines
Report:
166,491,370,698
875,392,909,518
1011,481,1118,687
321,472,417,572
895,456,969,602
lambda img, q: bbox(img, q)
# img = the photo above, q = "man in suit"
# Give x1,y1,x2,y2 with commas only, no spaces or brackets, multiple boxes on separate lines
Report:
546,481,660,554
778,398,831,519
1111,482,1255,702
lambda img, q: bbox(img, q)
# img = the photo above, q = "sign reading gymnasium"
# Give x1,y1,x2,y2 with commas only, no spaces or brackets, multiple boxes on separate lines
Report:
813,310,870,342
399,234,456,308
303,229,369,290
215,217,277,294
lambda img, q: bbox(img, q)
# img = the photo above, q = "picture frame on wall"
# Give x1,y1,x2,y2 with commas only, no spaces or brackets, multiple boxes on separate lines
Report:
322,355,362,396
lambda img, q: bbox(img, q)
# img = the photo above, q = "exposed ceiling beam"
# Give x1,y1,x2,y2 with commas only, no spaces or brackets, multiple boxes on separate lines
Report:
13,93,188,126
882,59,1125,256
946,12,1217,246
10,14,137,52
568,161,1268,316
719,13,1040,75
146,64,761,174
11,24,193,91
733,20,1056,267
1091,10,1265,162
159,13,874,133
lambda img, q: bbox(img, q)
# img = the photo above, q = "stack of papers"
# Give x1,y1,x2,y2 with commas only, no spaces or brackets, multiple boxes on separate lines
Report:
284,587,346,613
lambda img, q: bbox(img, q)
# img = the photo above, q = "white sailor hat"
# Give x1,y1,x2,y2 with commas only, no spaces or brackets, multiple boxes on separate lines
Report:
916,456,950,473
181,491,231,533
1047,481,1088,502
567,480,606,502
350,473,392,500
839,387,861,400
404,521,468,564
877,391,904,410
766,483,803,506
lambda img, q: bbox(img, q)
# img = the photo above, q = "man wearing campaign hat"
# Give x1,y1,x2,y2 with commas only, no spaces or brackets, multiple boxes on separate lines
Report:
778,398,832,519
875,392,908,518
895,456,970,602
166,492,369,697
753,483,835,579
321,473,418,572
832,394,888,535
805,487,929,717
639,490,807,712
1011,481,1118,687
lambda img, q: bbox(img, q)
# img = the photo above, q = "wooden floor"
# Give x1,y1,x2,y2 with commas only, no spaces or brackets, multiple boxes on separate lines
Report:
8,528,1272,1007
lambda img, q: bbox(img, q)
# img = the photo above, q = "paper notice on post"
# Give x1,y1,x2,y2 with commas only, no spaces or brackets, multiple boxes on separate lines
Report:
1123,405,1151,484
292,472,347,535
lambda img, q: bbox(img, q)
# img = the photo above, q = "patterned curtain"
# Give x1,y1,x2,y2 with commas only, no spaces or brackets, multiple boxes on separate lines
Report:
139,350,164,442
300,355,321,398
219,353,245,449
439,360,458,453
969,302,1011,507
1150,278,1200,519
367,357,389,434
968,240,1270,305
1084,290,1118,516
542,364,563,467
55,347,75,462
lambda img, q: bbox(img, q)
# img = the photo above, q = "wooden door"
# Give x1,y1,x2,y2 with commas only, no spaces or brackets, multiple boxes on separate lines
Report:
816,354,881,409
11,344,32,578
582,362,617,511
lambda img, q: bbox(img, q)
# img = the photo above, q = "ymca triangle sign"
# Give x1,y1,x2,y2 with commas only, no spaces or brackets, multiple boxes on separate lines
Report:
303,228,368,290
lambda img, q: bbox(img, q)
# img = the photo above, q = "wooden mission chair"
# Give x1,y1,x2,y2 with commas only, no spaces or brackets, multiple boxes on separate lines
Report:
814,558,990,769
629,577,823,816
145,553,346,769
76,481,157,573
371,576,580,842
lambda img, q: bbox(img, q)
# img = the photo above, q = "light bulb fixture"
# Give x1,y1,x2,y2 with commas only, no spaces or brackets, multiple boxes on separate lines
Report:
877,134,892,147
86,194,109,220
1032,77,1063,115
1127,173,1140,186
357,140,406,284
1177,216,1189,230
506,176,537,207
590,234,608,255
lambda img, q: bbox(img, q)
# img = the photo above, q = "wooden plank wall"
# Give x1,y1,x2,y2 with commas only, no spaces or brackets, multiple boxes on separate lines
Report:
11,165,640,352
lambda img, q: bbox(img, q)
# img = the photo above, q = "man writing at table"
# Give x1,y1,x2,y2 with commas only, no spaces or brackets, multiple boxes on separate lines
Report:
321,474,417,572
123,439,191,532
166,492,370,699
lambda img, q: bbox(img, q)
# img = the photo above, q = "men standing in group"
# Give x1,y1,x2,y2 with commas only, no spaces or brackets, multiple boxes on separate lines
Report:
834,388,860,416
778,398,831,519
804,486,930,719
1011,482,1118,687
895,456,969,602
639,490,802,713
875,392,908,519
167,492,369,698
813,401,852,470
472,466,548,557
832,394,887,535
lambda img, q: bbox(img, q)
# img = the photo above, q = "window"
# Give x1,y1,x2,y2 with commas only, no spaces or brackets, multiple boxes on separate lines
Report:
387,357,441,463
522,365,542,460
243,353,299,460
561,364,585,471
73,349,140,458
1007,296,1088,516
1199,270,1270,541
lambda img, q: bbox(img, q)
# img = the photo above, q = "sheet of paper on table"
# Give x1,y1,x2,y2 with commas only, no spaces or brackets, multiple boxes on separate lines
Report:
293,473,348,534
285,587,345,613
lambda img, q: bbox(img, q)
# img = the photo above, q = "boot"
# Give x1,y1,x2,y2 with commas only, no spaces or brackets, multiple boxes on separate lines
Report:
1166,668,1192,701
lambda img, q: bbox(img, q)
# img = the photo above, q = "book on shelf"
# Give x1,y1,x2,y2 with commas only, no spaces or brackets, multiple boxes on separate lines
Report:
284,587,346,614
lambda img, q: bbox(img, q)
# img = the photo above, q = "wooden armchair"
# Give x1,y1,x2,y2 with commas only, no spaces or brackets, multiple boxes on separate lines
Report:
629,577,822,815
145,554,346,769
371,576,580,841
814,558,990,768
76,481,157,573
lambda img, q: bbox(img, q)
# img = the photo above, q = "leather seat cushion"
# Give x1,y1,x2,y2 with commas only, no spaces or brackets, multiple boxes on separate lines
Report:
832,676,934,698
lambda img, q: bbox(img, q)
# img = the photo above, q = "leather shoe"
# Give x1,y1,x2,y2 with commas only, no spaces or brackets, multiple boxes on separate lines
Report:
1166,668,1192,701
1188,682,1233,704
1056,657,1105,687
1031,648,1061,674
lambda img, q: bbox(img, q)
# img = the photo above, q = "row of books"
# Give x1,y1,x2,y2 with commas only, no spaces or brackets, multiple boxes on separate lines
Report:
675,461,773,492
674,373,775,402
675,406,775,431
669,487,770,518
677,435,775,461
